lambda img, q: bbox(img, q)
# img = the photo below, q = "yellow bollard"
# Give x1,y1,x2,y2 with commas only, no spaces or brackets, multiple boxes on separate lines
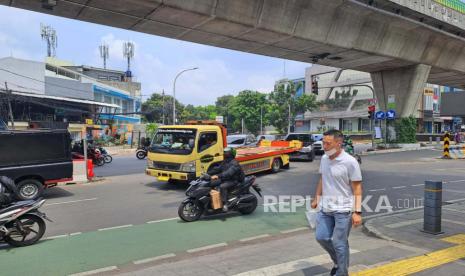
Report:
443,132,450,159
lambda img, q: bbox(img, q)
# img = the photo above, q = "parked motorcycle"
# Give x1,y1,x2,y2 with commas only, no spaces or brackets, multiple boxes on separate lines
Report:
136,146,147,160
178,174,262,222
71,141,105,166
0,177,49,247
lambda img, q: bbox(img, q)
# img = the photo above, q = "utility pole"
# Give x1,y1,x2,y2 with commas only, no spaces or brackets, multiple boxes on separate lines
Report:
288,103,291,134
260,106,263,135
161,89,165,125
4,82,14,129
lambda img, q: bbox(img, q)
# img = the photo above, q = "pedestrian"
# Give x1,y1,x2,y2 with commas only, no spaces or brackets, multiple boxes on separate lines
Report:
311,129,363,276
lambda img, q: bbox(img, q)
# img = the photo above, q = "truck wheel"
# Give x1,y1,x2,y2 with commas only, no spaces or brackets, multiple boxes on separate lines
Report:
17,179,44,200
271,158,282,173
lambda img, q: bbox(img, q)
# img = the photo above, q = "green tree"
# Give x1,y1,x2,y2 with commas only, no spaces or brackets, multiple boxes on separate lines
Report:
142,93,184,124
180,105,217,122
268,81,317,134
229,90,269,134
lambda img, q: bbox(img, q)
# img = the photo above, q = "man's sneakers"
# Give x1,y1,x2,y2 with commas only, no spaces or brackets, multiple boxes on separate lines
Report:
330,266,338,276
222,204,228,212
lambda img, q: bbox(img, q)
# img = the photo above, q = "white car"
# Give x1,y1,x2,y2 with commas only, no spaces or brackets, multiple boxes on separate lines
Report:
227,134,256,148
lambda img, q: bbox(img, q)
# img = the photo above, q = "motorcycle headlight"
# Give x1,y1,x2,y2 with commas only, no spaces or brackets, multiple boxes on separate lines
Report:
180,161,196,173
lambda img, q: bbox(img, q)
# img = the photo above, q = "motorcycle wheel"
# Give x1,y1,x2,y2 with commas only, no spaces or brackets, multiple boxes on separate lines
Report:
238,194,258,215
4,214,46,247
178,199,203,222
104,155,113,163
136,150,146,160
95,157,105,166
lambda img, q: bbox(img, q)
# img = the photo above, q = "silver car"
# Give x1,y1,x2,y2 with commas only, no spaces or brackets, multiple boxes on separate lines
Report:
227,134,256,148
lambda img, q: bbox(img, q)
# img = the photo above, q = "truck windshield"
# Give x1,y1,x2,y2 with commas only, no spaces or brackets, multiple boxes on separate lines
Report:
150,129,197,155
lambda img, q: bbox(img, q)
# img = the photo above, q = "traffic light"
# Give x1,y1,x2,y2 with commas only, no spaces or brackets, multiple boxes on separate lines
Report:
368,105,375,119
312,80,318,95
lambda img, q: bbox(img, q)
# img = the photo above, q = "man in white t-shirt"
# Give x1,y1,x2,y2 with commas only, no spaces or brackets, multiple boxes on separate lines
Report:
311,129,363,276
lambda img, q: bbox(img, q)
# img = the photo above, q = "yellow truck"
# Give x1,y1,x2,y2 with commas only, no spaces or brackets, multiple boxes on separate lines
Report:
145,121,301,183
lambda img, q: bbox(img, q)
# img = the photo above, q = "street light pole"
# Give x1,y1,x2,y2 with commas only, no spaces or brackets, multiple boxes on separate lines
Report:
172,67,198,125
260,106,263,135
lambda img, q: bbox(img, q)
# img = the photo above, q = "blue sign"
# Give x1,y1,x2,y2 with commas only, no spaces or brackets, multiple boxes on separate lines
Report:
375,111,385,120
386,110,396,120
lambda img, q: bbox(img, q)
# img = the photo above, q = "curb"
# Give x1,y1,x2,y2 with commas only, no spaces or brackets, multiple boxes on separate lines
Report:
362,198,465,242
361,146,435,156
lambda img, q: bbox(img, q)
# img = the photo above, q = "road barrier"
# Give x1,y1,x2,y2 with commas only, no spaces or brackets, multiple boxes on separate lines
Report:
442,132,464,159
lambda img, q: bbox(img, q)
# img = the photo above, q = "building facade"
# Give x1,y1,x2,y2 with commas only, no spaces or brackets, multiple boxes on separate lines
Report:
295,64,451,134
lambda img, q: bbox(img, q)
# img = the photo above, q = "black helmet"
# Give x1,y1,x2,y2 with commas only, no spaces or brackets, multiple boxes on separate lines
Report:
223,147,236,159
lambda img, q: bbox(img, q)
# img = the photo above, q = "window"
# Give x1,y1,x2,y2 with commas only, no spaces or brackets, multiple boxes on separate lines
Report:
198,132,218,152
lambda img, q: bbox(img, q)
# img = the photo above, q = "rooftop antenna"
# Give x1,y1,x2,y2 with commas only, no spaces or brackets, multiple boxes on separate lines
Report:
40,23,57,57
99,43,109,69
123,41,134,73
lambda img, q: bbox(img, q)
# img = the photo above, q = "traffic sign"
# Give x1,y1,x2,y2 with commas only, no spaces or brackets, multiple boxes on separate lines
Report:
375,111,385,120
386,110,396,120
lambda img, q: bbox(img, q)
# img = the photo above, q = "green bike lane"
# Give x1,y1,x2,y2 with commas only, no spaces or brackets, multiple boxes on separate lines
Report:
0,207,309,276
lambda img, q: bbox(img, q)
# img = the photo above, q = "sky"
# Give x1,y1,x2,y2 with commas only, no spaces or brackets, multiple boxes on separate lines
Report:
0,5,311,106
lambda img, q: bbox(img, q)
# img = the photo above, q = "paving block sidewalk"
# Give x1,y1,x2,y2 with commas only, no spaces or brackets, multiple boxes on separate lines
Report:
361,200,465,275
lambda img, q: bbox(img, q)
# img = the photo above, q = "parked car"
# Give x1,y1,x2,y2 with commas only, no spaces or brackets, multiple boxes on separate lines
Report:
227,134,256,148
257,134,278,141
284,133,315,161
312,134,324,155
0,129,73,200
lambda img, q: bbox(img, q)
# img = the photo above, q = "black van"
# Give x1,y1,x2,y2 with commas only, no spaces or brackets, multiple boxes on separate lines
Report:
0,129,73,200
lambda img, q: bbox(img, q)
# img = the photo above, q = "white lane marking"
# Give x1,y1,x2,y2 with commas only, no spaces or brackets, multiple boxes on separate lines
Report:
280,227,309,234
187,243,228,253
233,249,360,276
392,186,407,189
98,224,132,231
447,179,465,183
68,266,118,276
411,184,425,187
239,234,271,242
443,189,465,194
45,198,98,207
386,219,423,228
368,188,386,192
146,217,178,224
70,232,82,236
45,234,69,240
133,253,176,265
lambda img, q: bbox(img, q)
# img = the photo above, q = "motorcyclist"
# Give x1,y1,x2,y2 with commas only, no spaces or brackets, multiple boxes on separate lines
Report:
210,147,245,211
0,176,18,207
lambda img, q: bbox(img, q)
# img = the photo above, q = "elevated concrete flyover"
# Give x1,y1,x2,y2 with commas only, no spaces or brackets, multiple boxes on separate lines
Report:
3,0,465,115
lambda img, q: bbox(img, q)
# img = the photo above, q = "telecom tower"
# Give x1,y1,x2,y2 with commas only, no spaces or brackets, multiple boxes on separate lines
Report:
99,43,109,69
40,23,57,57
123,41,134,78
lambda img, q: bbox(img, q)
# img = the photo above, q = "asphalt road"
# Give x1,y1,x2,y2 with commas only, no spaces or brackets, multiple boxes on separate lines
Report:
35,148,465,238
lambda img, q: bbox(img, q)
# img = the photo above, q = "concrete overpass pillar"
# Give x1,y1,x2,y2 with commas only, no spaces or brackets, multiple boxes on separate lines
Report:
371,64,431,118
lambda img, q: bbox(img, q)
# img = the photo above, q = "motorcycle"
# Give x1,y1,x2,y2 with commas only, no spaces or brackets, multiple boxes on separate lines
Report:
71,142,105,166
343,136,362,164
0,177,49,247
178,174,262,222
136,145,147,160
98,146,113,164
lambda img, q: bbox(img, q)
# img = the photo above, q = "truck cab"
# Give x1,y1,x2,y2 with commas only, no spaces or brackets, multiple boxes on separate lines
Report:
146,121,227,182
